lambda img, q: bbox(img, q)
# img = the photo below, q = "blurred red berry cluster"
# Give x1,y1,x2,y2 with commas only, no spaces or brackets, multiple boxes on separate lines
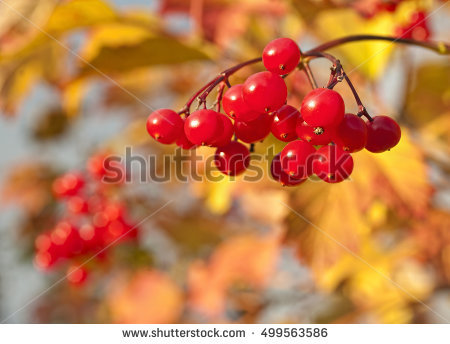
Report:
34,154,138,286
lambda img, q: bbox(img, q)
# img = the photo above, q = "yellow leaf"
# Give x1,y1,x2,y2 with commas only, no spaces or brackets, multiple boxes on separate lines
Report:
315,9,396,79
45,0,116,33
61,78,87,118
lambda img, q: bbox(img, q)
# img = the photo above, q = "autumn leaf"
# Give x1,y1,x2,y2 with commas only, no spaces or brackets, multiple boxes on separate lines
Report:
107,270,183,323
188,233,280,318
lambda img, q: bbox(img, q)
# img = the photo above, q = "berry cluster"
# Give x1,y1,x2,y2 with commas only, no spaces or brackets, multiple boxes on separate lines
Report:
146,37,402,185
34,154,138,286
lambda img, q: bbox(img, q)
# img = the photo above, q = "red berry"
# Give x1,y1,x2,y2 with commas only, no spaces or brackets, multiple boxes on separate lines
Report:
242,71,287,113
184,109,222,145
51,221,83,258
280,140,316,179
335,113,367,152
146,109,184,144
300,88,345,127
214,141,250,176
222,84,261,122
235,113,274,143
270,153,306,186
210,114,234,147
67,265,89,286
296,119,337,145
67,196,88,214
263,37,301,75
52,172,85,198
365,115,401,153
271,105,300,142
313,145,354,183
176,130,196,150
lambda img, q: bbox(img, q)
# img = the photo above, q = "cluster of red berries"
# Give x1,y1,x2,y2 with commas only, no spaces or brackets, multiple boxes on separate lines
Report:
34,154,138,286
146,38,401,185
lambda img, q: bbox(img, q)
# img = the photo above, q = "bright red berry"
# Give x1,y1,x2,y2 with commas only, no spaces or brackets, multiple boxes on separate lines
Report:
235,113,274,143
300,88,345,127
280,140,316,179
146,109,184,144
184,109,222,145
214,141,250,176
271,105,300,142
175,129,196,150
365,115,401,153
210,114,234,147
335,113,367,152
222,84,261,122
263,38,301,75
242,71,287,113
270,153,306,186
313,145,354,183
296,118,337,145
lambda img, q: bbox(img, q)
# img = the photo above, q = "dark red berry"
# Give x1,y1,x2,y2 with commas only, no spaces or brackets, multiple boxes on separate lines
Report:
242,71,287,113
184,109,222,146
214,141,250,176
300,88,345,127
335,113,368,152
296,119,336,146
271,105,300,142
222,84,261,122
313,145,354,183
235,113,274,143
270,153,306,186
280,140,316,179
365,115,401,153
263,37,301,75
210,114,234,147
146,109,184,144
176,129,196,150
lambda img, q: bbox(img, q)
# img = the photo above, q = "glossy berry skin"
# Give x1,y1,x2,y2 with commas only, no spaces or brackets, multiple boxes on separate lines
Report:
296,119,336,146
242,71,287,113
175,130,196,150
235,113,274,143
270,153,306,186
335,113,367,152
271,105,300,142
146,109,184,144
222,84,261,122
313,145,354,183
214,141,250,176
184,109,222,146
263,38,301,75
365,115,401,153
300,88,345,127
211,114,234,147
280,140,316,179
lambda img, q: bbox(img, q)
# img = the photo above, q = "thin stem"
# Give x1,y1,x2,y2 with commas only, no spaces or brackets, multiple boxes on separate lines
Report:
300,60,318,89
307,34,450,55
179,35,449,115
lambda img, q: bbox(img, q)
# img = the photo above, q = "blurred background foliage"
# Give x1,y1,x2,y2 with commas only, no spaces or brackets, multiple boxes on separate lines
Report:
0,0,449,324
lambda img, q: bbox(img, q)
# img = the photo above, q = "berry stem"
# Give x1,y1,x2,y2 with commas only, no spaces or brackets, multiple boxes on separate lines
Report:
299,59,318,89
308,34,450,56
179,35,449,115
